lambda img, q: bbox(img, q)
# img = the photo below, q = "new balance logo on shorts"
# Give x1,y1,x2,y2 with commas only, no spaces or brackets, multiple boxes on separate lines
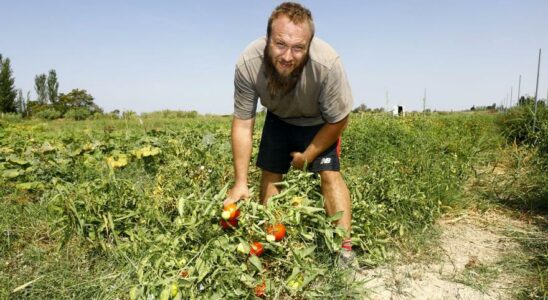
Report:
320,157,331,165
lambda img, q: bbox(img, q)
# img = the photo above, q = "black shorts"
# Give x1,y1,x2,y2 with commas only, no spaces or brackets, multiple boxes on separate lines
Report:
257,111,341,174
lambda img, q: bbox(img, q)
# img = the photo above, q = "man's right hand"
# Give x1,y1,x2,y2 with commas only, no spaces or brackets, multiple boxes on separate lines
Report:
223,183,250,206
225,116,254,206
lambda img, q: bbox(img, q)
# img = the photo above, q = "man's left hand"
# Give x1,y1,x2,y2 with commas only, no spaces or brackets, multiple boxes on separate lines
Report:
290,152,308,170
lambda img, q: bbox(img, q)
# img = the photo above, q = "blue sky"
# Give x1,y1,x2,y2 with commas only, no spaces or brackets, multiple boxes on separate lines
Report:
2,1,547,114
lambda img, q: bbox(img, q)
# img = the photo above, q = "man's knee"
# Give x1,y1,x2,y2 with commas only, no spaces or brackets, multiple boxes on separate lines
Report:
319,170,343,186
260,169,283,202
261,169,283,183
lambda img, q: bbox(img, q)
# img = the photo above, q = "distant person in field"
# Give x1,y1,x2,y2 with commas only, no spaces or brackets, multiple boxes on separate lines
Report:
223,2,355,267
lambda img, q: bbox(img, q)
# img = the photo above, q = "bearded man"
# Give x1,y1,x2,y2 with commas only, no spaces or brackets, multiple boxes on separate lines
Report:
224,2,355,267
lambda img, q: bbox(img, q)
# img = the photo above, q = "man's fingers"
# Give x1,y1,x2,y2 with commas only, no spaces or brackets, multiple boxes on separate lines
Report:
223,191,238,206
223,185,251,206
223,197,237,206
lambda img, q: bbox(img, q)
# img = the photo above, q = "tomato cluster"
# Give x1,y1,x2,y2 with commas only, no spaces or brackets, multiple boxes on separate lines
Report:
221,203,240,221
219,218,238,229
219,205,287,244
219,203,289,297
219,203,240,230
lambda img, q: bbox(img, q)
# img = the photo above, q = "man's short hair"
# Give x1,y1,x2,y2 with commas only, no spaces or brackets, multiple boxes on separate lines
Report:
267,2,315,41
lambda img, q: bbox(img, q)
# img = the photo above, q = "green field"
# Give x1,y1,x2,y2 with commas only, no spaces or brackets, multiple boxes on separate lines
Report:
1,110,546,299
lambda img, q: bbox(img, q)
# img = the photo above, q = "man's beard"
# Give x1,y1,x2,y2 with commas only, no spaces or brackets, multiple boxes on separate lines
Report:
263,43,309,99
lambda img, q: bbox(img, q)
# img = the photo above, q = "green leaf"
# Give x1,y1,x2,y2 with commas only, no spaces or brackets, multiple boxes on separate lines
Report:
239,274,255,288
39,142,55,153
327,211,343,222
195,258,211,282
178,194,193,216
300,206,325,214
298,245,316,259
7,156,29,165
300,231,315,241
2,169,21,178
248,255,262,272
302,271,320,288
159,286,170,300
15,182,44,190
107,212,115,232
133,145,161,158
209,293,223,300
0,146,14,155
213,183,230,201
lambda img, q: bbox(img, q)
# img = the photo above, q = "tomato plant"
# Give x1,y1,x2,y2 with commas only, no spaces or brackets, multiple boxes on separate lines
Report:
0,112,503,299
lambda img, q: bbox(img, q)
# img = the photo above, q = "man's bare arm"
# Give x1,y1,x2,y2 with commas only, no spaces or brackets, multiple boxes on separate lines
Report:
291,115,349,169
224,116,255,205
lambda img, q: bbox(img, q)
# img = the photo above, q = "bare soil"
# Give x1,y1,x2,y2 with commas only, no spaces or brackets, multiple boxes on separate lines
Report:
358,209,544,300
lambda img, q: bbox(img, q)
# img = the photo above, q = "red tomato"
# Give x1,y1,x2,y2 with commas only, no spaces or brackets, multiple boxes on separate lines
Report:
254,281,266,298
266,224,286,241
249,241,264,256
219,218,238,230
222,203,240,221
179,270,189,278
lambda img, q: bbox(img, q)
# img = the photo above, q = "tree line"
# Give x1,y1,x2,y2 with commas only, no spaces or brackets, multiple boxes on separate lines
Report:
0,53,102,119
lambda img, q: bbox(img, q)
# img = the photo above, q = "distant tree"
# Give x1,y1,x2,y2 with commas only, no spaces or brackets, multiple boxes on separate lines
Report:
352,103,368,113
109,109,121,118
34,73,48,104
0,55,18,113
34,108,61,120
518,96,535,106
372,107,385,113
15,89,26,115
58,89,102,114
24,91,41,117
47,69,59,104
25,91,30,117
26,100,48,116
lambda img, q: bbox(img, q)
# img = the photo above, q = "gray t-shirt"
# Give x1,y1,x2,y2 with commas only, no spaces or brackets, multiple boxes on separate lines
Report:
234,37,353,126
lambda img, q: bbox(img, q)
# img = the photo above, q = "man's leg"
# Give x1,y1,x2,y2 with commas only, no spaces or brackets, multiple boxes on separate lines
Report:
319,170,358,269
319,170,351,235
260,169,283,205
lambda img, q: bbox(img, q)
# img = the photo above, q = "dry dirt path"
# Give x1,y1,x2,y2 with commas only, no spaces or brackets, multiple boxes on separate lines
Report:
357,209,545,300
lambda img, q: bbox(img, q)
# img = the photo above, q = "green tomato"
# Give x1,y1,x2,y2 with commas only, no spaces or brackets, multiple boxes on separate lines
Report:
266,234,276,243
160,286,170,300
171,283,179,297
237,242,249,254
129,286,138,300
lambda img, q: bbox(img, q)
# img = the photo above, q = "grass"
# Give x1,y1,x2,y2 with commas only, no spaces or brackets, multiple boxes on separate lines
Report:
454,264,501,293
464,129,547,298
504,221,548,299
450,221,547,299
1,111,545,298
